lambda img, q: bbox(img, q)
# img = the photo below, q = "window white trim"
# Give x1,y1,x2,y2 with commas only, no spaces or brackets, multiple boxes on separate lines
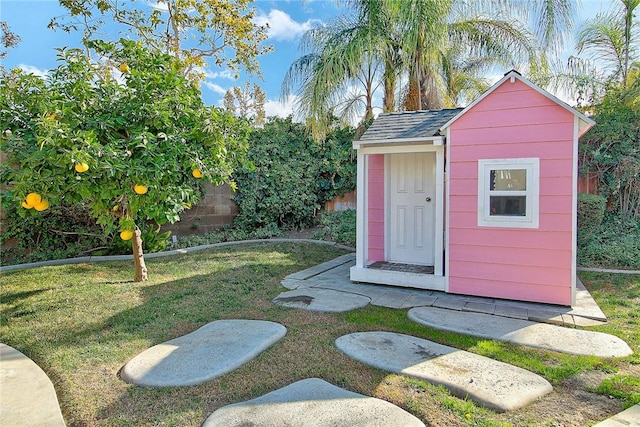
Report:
477,158,540,228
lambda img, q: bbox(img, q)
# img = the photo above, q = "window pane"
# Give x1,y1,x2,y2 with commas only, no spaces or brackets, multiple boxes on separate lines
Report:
490,169,527,191
490,196,526,216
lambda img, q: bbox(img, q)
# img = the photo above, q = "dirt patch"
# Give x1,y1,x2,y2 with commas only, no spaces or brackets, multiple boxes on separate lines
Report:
495,370,623,426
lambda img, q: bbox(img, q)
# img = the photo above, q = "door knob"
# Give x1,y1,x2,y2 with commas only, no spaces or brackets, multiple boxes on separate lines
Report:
426,197,431,202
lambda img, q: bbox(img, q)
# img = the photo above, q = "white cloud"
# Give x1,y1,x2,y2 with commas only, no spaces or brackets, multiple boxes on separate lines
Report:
15,64,49,78
202,81,228,95
264,95,298,119
147,0,169,12
253,9,321,41
199,67,236,80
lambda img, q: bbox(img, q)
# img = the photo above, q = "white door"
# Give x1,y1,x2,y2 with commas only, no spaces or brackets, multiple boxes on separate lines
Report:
389,152,435,265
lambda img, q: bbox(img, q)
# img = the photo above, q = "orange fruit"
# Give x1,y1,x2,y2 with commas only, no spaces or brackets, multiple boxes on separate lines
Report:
21,201,33,209
74,162,89,173
119,63,130,73
120,230,134,241
133,185,148,195
192,168,202,178
25,192,42,207
34,199,49,211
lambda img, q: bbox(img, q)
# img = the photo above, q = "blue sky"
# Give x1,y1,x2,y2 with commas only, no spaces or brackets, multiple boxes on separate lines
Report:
0,0,617,118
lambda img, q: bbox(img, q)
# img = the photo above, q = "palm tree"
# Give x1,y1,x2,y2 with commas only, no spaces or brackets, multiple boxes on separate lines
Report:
283,0,575,139
399,0,541,110
281,11,383,141
575,0,639,88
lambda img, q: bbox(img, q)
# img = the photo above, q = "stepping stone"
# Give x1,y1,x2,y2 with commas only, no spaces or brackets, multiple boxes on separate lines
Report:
0,343,66,427
121,320,286,387
593,403,640,426
335,332,552,412
202,378,425,427
273,288,370,312
408,307,633,358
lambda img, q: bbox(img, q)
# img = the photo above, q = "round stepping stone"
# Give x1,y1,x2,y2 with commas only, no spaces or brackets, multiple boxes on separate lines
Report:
121,319,286,387
335,331,552,412
202,378,425,427
273,288,370,312
408,307,633,358
0,343,66,427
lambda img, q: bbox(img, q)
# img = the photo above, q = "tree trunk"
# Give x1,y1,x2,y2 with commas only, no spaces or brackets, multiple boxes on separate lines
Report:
132,227,148,282
383,59,397,113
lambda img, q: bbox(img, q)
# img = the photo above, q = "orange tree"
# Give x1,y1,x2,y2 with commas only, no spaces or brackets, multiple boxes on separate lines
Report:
0,39,250,281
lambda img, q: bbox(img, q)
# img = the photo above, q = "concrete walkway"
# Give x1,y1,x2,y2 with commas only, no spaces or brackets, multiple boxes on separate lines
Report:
0,344,66,427
335,331,552,412
202,378,425,427
120,320,287,387
408,307,632,357
281,253,609,327
279,255,633,358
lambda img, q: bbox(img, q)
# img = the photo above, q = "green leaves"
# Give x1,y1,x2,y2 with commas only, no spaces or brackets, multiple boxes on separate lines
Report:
232,117,355,230
56,0,271,80
580,79,640,221
1,39,249,237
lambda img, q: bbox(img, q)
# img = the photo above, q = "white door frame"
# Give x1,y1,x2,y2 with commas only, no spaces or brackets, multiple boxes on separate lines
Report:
354,143,444,277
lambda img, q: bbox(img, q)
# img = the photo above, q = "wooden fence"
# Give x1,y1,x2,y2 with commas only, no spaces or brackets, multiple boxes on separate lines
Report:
325,191,357,211
578,172,599,195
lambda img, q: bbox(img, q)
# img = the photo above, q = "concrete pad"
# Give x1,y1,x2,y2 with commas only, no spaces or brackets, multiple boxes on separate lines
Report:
592,403,640,426
572,316,609,327
573,277,609,321
281,256,609,326
408,307,633,358
527,309,566,326
121,320,286,387
432,297,466,311
464,301,496,315
283,254,356,284
370,291,411,308
335,332,552,412
494,305,529,320
273,289,370,312
0,343,66,427
399,294,438,309
202,378,425,427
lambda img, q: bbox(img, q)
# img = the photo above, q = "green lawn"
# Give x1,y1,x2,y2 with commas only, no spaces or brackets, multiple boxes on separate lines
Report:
1,242,638,426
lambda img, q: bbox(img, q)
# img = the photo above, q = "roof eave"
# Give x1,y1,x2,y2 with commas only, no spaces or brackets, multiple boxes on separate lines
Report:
353,135,444,150
438,70,596,133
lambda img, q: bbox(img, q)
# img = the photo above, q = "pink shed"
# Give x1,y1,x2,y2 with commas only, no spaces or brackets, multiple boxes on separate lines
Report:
351,70,594,306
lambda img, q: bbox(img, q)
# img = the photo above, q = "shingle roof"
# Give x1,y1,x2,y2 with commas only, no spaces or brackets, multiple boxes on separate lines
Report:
358,109,464,141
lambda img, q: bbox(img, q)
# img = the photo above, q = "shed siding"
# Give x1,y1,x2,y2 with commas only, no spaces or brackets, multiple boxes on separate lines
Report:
368,154,385,261
447,79,575,305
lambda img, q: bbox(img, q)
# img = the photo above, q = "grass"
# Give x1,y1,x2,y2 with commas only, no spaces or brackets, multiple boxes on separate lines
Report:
1,241,639,426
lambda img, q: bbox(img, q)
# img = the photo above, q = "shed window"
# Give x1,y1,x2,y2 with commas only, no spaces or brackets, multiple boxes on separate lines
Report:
478,158,539,228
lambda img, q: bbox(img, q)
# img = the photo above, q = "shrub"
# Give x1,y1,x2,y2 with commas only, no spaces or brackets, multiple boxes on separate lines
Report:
173,224,281,248
579,82,640,221
313,209,356,246
0,192,171,266
577,212,640,269
577,193,606,238
232,117,355,231
1,195,108,265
